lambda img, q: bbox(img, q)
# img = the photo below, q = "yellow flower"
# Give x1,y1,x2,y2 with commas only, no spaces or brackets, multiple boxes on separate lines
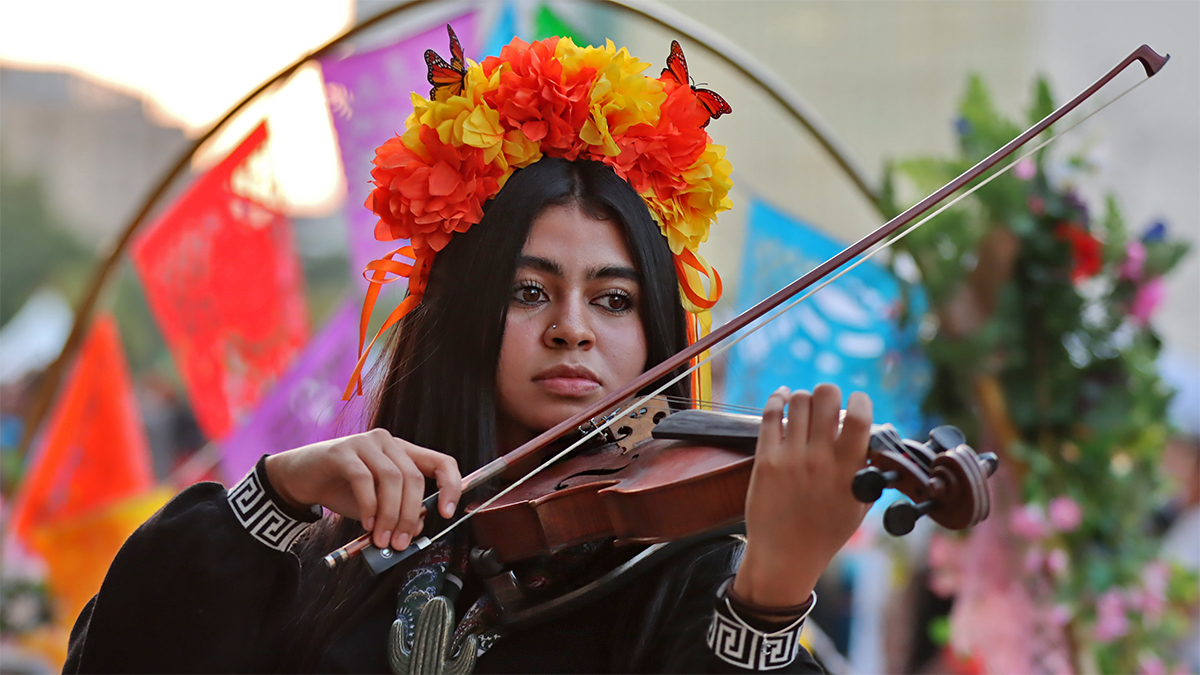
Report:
559,38,664,155
502,129,543,170
580,103,620,156
642,144,733,255
459,105,504,160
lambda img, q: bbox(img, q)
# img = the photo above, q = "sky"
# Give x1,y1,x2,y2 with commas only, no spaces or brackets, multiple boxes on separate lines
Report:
0,0,356,214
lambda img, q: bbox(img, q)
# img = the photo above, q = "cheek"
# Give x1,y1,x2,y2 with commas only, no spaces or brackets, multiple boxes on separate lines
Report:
497,317,538,385
605,321,648,382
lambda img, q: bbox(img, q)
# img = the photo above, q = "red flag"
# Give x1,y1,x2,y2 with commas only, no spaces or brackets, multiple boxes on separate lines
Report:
9,315,156,542
132,122,308,438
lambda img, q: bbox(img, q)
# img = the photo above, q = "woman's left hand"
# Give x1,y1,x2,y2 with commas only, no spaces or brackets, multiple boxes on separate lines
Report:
733,384,873,609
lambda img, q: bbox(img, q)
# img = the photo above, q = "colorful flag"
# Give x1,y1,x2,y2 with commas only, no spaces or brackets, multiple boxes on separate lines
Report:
723,199,930,437
5,316,170,664
8,316,157,542
319,13,479,297
219,300,368,482
131,122,308,439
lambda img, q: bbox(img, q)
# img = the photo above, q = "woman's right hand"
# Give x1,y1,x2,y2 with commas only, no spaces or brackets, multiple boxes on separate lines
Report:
263,429,462,551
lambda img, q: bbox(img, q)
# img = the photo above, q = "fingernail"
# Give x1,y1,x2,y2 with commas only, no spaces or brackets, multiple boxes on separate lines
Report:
364,517,375,531
396,533,411,550
443,501,456,517
378,530,391,547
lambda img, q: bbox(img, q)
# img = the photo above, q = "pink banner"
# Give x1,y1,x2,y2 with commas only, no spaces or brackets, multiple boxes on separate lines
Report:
219,300,368,482
132,123,309,439
319,12,479,295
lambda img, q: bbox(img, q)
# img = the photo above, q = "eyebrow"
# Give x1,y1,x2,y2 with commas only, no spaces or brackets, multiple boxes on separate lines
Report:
517,255,639,282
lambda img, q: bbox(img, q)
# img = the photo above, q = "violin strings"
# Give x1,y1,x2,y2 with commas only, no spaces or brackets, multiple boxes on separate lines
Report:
415,75,1150,551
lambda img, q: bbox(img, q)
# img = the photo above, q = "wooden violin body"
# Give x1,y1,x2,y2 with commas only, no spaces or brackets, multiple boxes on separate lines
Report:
469,407,998,565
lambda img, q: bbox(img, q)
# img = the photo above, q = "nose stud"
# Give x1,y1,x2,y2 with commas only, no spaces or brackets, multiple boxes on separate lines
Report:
551,324,557,330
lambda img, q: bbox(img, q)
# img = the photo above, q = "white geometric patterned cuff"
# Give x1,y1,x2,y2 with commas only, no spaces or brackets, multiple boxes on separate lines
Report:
705,584,816,671
227,455,322,552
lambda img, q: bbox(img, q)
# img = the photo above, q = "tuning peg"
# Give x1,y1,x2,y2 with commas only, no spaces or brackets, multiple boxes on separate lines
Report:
852,467,900,502
978,452,999,477
928,425,966,453
883,499,935,536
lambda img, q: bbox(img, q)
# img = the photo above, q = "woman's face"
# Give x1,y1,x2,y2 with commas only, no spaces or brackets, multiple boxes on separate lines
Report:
494,204,648,450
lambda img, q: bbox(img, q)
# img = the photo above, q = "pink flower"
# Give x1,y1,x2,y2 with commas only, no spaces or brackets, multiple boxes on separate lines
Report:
1029,195,1046,216
1011,504,1048,540
1047,548,1070,578
1023,548,1045,574
1047,604,1073,627
1139,653,1167,675
1119,240,1147,281
1130,277,1166,325
1048,496,1083,532
928,533,964,597
1141,561,1169,595
1133,561,1169,624
1014,158,1037,180
1093,589,1129,642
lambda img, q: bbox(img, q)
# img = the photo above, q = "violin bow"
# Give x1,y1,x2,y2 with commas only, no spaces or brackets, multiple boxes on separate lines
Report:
327,44,1169,572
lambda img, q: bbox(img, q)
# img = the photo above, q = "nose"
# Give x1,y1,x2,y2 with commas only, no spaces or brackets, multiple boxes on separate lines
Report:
544,295,594,349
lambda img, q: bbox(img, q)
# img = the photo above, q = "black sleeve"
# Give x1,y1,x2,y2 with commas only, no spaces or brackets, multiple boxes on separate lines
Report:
63,459,321,674
623,538,824,674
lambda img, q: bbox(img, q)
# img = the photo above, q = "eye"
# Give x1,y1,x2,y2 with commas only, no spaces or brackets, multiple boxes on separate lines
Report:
513,282,547,306
595,290,635,314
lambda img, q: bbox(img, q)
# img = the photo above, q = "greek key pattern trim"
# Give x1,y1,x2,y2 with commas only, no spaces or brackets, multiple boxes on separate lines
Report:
705,595,813,671
227,468,313,552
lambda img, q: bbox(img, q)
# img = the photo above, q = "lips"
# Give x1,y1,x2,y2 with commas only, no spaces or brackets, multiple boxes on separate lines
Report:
533,364,602,397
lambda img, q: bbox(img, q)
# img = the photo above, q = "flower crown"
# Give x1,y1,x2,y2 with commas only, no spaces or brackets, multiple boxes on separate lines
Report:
345,28,734,398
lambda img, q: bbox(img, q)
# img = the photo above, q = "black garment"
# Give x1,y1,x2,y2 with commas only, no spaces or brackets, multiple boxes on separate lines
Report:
64,482,822,673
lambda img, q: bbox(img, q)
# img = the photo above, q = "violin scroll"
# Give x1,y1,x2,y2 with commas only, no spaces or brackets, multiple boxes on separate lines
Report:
854,424,998,536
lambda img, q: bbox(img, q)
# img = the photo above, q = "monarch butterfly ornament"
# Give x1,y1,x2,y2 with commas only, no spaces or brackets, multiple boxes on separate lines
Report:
661,40,732,127
425,24,466,99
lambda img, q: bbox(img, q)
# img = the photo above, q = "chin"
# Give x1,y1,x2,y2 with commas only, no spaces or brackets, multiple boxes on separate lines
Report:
532,396,602,429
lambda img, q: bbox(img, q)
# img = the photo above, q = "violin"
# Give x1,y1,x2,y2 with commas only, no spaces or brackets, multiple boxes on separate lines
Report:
324,44,1167,582
467,404,998,566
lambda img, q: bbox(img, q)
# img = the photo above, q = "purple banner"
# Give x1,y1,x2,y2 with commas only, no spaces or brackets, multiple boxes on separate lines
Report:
219,301,368,482
320,13,480,295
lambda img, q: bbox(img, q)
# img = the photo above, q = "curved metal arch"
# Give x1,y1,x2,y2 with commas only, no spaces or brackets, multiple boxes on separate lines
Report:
21,0,879,451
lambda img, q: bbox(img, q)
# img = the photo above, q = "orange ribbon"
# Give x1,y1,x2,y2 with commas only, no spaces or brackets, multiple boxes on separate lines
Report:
673,247,723,311
343,245,434,400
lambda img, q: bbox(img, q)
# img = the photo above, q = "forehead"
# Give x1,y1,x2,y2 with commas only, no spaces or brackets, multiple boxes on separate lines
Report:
521,204,634,270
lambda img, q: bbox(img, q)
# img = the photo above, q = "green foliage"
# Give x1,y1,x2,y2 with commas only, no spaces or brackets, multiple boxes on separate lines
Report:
0,171,95,326
883,74,1194,673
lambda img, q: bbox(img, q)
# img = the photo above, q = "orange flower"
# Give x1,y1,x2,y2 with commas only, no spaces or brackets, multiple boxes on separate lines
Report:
601,82,710,199
366,126,505,252
482,37,595,160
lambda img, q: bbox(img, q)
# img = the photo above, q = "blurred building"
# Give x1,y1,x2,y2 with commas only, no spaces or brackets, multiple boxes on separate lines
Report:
1,67,188,249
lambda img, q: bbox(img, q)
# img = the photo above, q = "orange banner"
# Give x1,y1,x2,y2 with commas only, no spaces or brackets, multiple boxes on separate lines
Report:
9,316,156,542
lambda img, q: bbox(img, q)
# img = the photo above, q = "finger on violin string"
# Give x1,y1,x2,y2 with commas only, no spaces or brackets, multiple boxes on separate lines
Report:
784,389,812,454
838,391,874,467
808,384,843,448
758,386,789,449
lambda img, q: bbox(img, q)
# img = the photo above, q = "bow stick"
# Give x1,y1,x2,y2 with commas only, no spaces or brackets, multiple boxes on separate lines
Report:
326,44,1169,572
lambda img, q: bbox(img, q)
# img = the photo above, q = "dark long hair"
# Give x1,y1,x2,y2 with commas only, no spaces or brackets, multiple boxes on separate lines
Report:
280,158,690,668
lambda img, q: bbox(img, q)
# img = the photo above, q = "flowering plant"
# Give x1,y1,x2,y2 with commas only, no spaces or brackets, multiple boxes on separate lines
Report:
346,35,734,396
882,75,1194,674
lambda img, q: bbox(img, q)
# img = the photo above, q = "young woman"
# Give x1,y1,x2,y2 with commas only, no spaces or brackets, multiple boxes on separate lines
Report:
64,37,874,674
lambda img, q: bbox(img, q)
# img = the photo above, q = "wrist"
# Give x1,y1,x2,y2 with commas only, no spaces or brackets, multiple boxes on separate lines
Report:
733,545,819,610
263,453,310,510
